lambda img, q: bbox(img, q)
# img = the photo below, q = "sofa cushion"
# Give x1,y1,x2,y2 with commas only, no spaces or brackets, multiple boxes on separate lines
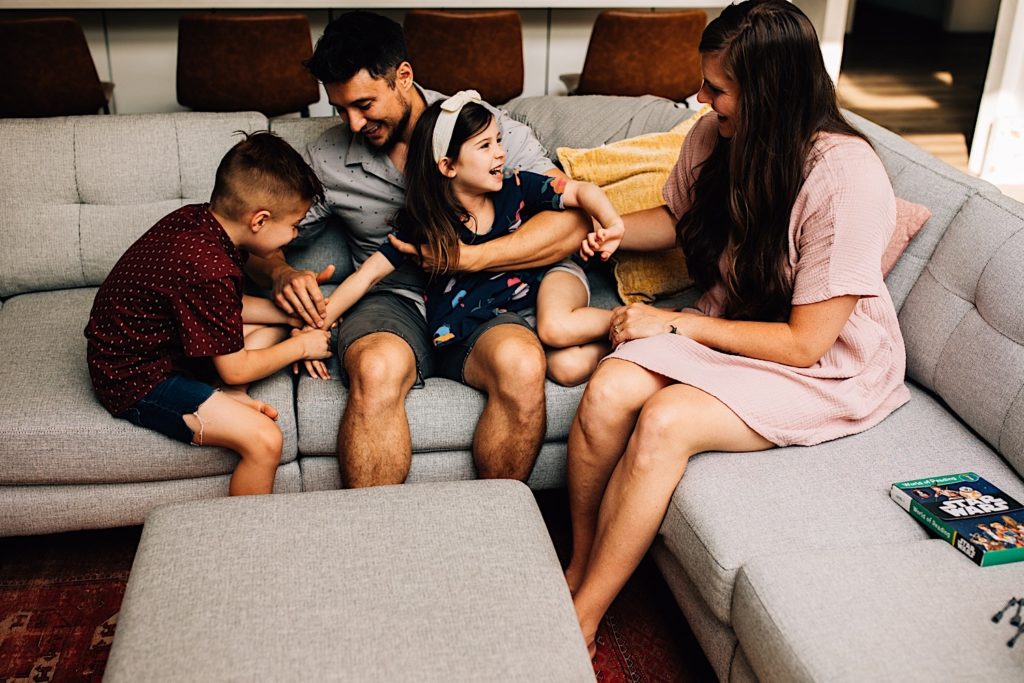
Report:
899,191,1024,476
732,541,1024,682
658,382,1024,625
0,112,266,298
503,94,691,162
845,111,995,312
0,288,296,485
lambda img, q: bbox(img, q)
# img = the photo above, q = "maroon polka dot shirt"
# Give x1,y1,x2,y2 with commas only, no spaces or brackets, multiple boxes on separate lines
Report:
85,204,246,415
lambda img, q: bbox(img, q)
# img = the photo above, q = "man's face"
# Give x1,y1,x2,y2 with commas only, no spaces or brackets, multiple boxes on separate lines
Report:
325,68,412,151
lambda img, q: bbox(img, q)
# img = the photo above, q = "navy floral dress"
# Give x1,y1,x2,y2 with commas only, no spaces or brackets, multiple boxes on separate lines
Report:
379,170,566,347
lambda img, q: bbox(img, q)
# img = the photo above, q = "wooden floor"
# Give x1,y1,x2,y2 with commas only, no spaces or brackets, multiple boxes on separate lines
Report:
836,4,993,174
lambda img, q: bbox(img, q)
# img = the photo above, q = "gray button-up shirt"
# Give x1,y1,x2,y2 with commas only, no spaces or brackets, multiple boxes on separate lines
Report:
297,84,554,303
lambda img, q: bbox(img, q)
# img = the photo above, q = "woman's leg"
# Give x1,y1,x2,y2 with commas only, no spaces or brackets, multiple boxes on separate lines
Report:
536,271,613,385
573,384,773,653
565,359,670,594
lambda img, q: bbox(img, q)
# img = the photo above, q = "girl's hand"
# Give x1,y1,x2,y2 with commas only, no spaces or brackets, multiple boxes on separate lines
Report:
579,220,625,261
609,303,687,345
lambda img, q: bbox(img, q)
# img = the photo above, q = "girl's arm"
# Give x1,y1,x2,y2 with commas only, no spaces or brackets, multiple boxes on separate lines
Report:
241,295,299,326
611,295,860,368
319,251,397,329
560,180,624,260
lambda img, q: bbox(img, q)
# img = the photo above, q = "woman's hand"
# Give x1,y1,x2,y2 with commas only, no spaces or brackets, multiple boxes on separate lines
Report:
609,303,689,345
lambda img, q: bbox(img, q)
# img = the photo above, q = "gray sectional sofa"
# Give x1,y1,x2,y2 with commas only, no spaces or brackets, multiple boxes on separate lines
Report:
1,97,1023,681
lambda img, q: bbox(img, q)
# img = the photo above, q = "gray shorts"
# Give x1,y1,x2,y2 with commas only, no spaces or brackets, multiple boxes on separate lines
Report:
336,290,434,388
434,312,535,383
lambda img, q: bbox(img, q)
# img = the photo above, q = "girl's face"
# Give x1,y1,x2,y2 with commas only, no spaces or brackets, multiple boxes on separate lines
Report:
696,51,740,139
442,117,506,196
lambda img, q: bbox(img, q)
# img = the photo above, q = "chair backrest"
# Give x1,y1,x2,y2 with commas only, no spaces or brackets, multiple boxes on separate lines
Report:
177,13,320,117
577,10,705,101
404,10,524,105
0,17,108,117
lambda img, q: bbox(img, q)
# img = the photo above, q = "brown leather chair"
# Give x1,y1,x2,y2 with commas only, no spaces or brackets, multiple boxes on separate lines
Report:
0,17,113,117
404,10,524,105
574,10,706,101
177,13,320,117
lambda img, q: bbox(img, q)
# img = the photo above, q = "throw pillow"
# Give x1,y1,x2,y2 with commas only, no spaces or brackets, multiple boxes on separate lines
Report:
557,106,710,304
883,198,931,276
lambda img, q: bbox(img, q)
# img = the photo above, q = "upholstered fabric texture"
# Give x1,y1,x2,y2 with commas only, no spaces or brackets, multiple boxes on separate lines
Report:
883,197,931,276
733,541,1024,681
0,112,264,298
0,288,298,486
656,384,1024,625
105,481,593,682
557,106,708,303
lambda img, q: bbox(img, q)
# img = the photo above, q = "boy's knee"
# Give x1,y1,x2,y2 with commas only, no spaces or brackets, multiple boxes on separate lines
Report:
245,421,284,468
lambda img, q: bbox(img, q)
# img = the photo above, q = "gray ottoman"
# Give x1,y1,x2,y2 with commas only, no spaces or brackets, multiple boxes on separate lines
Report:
104,480,594,682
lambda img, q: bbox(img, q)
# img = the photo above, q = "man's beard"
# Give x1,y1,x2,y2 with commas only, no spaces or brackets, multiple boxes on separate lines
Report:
375,98,412,153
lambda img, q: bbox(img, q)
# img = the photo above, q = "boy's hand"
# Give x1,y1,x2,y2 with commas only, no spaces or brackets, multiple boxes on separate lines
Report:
292,328,332,360
579,219,625,261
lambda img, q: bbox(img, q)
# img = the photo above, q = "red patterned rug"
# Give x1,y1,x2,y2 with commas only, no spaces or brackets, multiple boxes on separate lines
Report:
1,494,713,682
0,527,140,683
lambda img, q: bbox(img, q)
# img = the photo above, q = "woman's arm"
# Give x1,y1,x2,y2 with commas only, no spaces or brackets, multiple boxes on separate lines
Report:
611,295,860,368
619,206,678,251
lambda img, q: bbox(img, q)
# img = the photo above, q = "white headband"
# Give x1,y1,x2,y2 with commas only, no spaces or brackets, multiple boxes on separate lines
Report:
432,90,482,163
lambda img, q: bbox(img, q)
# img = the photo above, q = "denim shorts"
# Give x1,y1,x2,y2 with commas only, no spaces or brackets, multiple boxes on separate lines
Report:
118,374,216,445
336,289,435,388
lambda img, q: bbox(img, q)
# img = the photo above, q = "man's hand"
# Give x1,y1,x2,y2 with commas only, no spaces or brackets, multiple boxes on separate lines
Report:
387,233,481,273
273,264,335,328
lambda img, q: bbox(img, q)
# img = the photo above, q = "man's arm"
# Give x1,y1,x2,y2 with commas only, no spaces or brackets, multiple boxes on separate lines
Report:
245,250,335,328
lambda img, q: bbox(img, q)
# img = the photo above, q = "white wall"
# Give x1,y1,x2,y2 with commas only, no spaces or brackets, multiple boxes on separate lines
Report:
1,4,840,115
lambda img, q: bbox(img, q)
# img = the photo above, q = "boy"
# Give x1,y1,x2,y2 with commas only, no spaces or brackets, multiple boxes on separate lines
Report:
85,132,331,495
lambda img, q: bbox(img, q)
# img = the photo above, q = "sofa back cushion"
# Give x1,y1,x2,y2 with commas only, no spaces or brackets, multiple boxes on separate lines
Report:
899,190,1024,475
0,112,266,298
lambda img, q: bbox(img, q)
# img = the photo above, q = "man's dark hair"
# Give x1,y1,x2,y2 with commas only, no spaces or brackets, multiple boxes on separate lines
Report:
211,131,324,221
305,11,408,86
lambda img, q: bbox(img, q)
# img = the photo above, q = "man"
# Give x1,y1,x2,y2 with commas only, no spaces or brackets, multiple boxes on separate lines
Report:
246,11,589,488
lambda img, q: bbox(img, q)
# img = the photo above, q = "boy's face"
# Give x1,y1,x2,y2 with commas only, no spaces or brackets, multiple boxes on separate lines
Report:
249,198,310,257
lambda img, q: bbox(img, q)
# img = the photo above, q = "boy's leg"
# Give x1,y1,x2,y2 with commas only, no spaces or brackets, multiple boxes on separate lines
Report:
183,391,283,496
536,270,612,386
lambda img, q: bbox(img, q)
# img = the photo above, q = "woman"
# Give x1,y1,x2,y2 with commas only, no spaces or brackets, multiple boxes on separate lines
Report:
565,0,910,654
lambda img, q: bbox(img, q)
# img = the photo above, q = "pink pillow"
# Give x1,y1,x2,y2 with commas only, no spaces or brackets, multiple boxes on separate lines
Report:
882,198,931,276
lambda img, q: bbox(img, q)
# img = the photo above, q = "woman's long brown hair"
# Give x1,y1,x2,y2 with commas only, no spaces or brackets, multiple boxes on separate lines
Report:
392,100,494,277
677,0,868,322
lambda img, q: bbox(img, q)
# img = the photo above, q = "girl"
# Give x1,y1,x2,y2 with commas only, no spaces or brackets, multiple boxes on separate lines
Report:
565,0,911,655
303,90,624,386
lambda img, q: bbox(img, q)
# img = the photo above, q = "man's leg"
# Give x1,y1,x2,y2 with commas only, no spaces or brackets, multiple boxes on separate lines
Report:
462,322,547,481
335,292,431,488
339,332,417,487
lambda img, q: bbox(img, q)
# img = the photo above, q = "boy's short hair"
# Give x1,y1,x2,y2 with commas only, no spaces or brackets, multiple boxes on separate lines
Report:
305,11,407,86
210,131,323,222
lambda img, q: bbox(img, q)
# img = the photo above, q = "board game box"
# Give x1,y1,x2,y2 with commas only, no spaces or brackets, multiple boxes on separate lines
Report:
890,472,1024,567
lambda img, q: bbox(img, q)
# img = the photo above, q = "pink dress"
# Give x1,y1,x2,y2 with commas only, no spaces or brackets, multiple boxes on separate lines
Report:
608,113,910,446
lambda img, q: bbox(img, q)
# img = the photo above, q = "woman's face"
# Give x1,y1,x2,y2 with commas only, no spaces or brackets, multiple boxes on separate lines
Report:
696,51,740,139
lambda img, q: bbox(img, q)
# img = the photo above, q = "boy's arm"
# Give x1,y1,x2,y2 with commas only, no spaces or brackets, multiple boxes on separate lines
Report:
241,295,299,326
320,251,396,329
211,328,331,386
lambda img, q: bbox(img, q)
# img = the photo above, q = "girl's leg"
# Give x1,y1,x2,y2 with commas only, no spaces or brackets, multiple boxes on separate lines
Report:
182,391,284,495
572,384,772,654
565,359,670,594
537,271,613,385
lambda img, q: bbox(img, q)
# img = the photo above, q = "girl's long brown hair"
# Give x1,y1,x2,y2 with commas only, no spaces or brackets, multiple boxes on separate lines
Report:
677,0,868,322
393,100,494,276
